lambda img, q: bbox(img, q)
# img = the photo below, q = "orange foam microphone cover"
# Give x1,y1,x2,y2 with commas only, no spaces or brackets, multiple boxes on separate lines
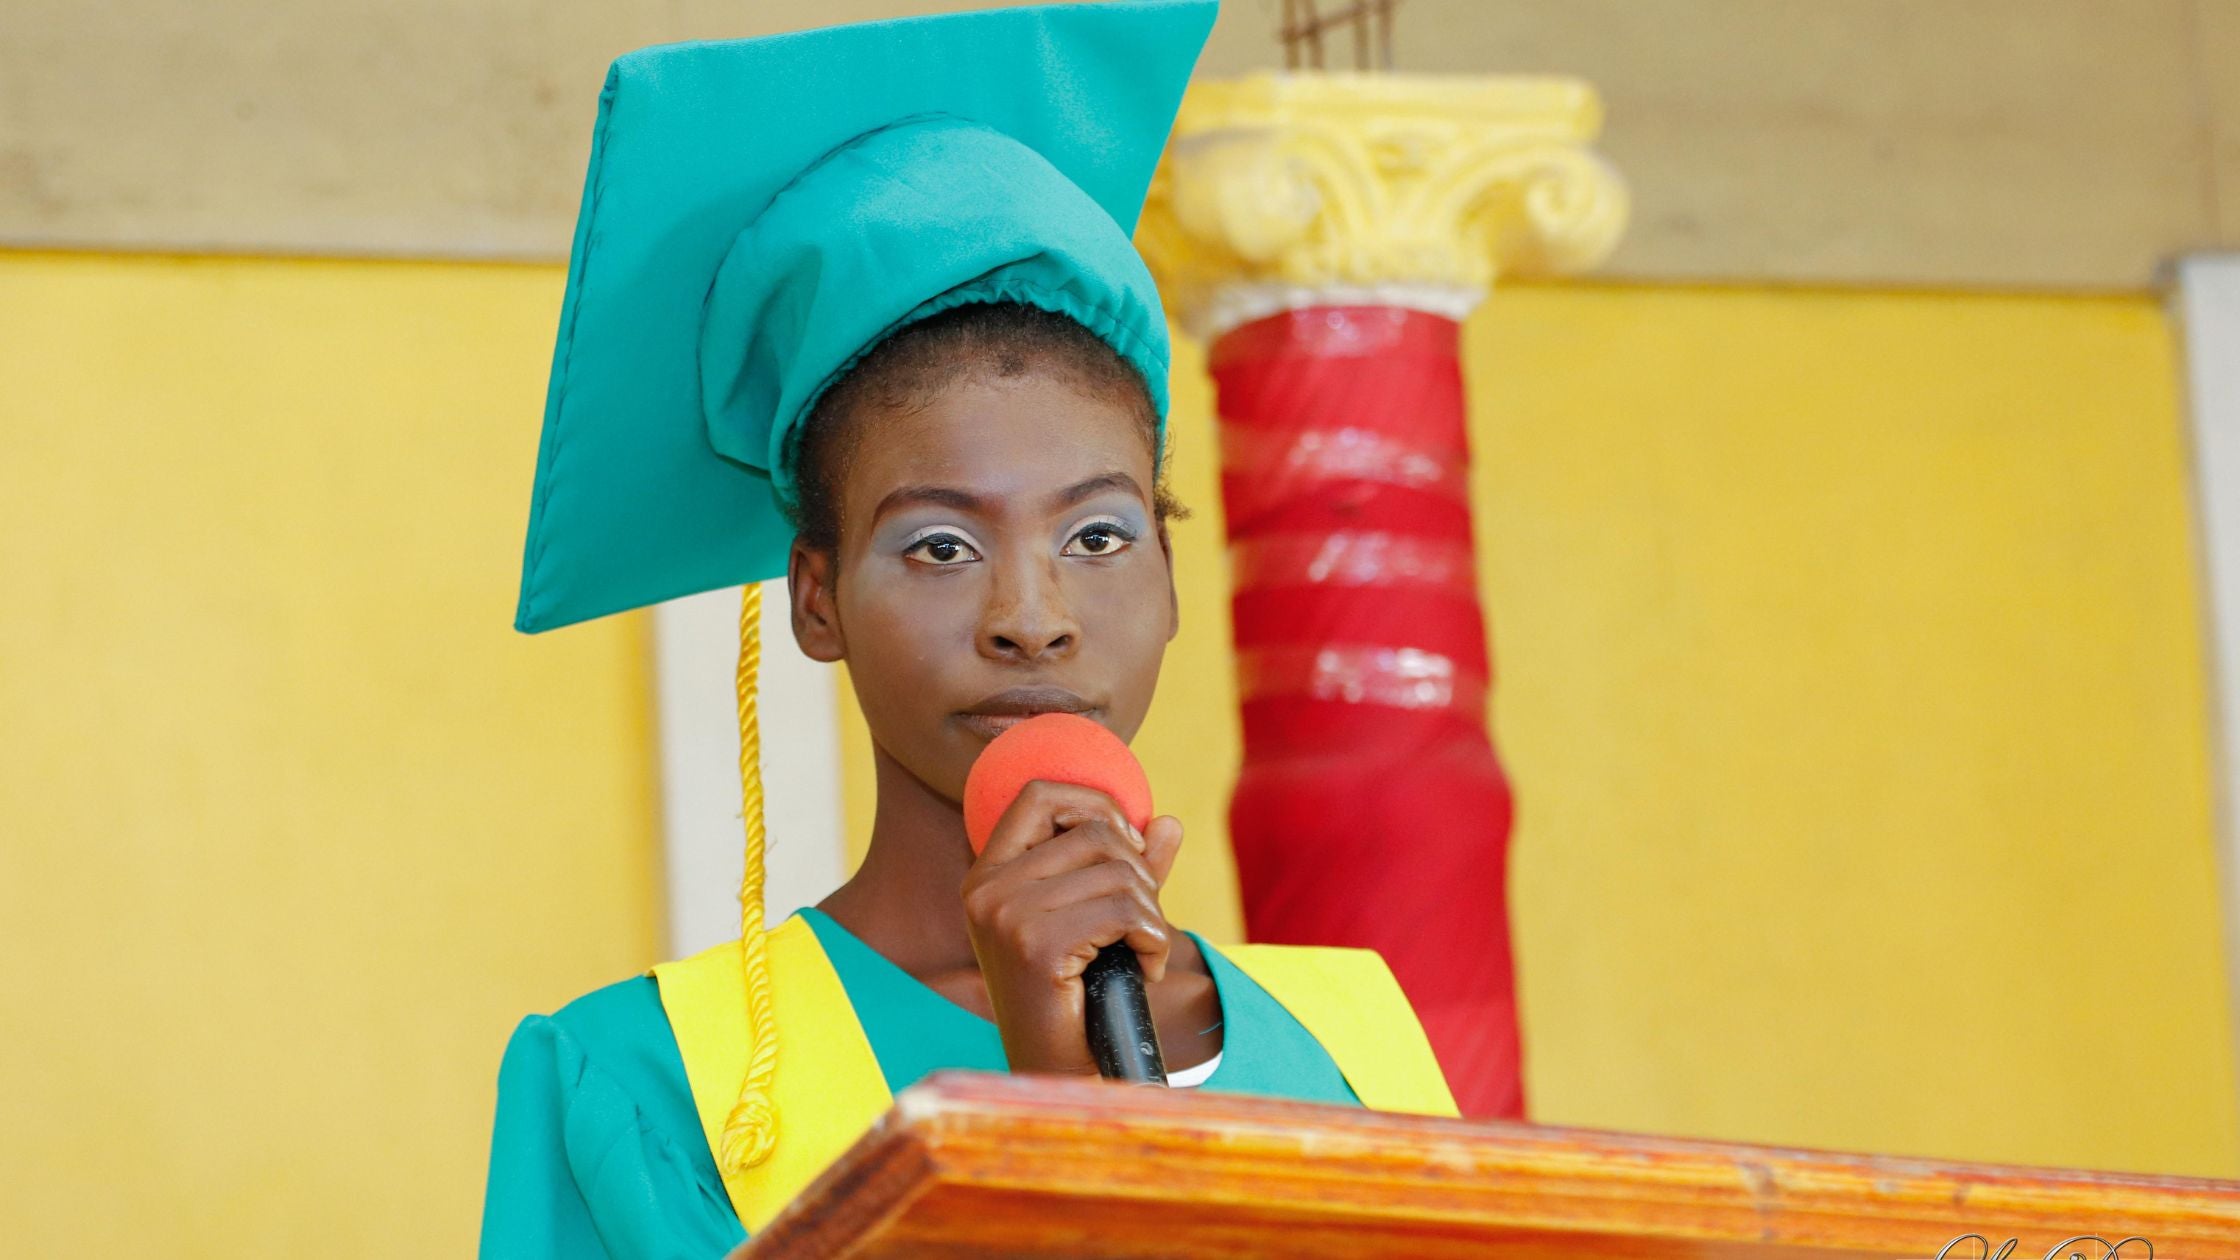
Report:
962,713,1153,854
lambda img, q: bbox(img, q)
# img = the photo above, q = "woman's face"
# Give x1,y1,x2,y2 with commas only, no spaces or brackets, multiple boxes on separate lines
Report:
788,365,1178,805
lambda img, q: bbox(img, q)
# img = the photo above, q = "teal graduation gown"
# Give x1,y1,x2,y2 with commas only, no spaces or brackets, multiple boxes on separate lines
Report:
478,909,1360,1260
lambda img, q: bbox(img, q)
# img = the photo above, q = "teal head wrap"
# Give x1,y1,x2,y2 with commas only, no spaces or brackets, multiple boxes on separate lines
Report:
514,1,1216,633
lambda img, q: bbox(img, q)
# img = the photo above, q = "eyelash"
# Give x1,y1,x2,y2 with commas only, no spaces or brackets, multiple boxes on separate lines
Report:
899,519,1140,566
902,530,982,566
1063,519,1138,558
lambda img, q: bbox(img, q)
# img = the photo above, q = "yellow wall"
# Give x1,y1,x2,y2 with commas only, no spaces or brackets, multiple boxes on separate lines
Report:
6,250,2236,1258
849,284,2240,1177
1475,284,2234,1175
0,252,660,1257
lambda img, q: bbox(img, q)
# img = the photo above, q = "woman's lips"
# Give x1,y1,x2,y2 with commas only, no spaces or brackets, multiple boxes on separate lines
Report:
955,687,1098,741
955,709,1096,741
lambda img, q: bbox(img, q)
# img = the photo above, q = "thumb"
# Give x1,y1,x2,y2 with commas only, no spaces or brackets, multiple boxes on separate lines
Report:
1142,814,1184,887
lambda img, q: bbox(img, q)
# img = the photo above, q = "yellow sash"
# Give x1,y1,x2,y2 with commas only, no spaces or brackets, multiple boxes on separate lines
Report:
651,918,892,1233
652,921,1460,1232
1219,942,1460,1119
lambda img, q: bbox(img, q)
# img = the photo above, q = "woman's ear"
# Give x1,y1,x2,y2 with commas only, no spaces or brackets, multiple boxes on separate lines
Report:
789,540,845,663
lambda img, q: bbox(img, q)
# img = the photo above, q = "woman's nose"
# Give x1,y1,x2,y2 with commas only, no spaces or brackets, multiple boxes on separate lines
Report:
978,558,1079,663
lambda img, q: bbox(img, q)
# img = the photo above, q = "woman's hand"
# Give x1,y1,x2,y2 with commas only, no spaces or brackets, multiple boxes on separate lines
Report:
959,779,1186,1077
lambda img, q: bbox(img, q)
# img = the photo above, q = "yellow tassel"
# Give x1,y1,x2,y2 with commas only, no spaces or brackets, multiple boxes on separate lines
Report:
718,582,780,1173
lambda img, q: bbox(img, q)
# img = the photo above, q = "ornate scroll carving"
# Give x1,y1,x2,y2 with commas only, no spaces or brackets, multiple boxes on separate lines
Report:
1139,72,1629,339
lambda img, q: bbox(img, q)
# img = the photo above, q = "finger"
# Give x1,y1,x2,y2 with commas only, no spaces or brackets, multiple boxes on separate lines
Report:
959,829,1151,944
1036,888,1173,983
1109,891,1175,984
978,780,1142,866
1141,815,1184,887
1032,857,1160,919
1001,820,1153,887
967,856,1151,964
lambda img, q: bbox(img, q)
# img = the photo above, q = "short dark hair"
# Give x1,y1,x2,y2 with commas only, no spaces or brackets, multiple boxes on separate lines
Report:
789,301,1185,553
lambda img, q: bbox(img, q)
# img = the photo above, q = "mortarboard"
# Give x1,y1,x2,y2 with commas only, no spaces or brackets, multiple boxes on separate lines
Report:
509,0,1218,1185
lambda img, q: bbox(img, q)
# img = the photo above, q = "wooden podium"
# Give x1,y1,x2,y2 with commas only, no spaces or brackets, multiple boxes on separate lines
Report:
733,1073,2240,1258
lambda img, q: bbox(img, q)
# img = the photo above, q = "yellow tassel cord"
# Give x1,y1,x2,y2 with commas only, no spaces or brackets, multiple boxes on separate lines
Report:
718,582,780,1173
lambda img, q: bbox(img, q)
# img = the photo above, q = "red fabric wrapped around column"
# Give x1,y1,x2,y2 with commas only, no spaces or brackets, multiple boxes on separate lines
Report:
1209,305,1521,1118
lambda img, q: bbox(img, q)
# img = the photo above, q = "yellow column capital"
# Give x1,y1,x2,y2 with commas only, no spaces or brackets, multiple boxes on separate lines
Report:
1139,72,1629,340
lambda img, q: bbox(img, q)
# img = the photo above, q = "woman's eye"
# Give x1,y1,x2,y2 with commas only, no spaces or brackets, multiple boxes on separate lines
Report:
904,533,981,565
1064,523,1137,557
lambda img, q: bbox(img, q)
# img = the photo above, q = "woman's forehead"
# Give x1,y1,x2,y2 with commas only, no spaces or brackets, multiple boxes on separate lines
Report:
844,372,1156,511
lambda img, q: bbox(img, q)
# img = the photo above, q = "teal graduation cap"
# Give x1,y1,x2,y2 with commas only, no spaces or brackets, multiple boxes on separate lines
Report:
513,0,1218,634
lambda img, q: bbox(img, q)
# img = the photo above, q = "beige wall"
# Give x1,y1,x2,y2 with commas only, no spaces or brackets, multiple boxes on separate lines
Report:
5,0,2238,288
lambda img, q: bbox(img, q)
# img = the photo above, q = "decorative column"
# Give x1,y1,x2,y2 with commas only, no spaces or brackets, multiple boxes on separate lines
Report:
1140,72,1625,1118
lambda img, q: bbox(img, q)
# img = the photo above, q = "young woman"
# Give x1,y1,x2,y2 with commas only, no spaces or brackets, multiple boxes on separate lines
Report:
483,5,1455,1256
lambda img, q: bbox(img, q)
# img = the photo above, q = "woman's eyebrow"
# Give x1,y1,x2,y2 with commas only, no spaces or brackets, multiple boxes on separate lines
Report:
871,484,985,524
1048,472,1144,510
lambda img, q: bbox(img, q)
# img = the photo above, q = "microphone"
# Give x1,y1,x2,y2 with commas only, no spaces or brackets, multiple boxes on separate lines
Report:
963,712,1167,1085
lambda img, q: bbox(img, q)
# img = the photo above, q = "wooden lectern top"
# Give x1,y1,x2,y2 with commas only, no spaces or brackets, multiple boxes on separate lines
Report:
737,1072,2239,1260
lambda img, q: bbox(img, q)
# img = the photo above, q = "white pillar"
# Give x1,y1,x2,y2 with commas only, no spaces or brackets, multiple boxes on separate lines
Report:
2177,252,2240,1116
652,581,848,957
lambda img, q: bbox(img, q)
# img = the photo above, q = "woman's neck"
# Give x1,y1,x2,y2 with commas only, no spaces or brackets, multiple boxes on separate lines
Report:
815,745,982,976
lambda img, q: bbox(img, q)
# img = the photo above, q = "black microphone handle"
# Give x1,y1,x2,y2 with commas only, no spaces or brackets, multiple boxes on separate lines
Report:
1083,941,1167,1085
